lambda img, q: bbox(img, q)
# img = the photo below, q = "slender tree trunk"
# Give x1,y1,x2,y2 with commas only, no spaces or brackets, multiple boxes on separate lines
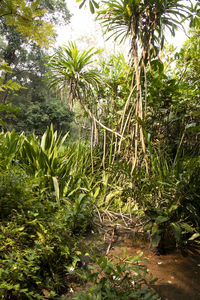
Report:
91,121,94,173
130,17,148,173
131,18,141,173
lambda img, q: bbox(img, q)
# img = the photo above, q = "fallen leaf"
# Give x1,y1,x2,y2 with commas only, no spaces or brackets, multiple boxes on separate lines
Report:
168,280,172,284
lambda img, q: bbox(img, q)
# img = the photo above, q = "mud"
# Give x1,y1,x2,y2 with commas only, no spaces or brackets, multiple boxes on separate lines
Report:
66,227,200,299
109,235,200,300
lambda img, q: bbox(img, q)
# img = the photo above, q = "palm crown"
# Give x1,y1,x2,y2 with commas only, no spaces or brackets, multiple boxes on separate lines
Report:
47,42,102,106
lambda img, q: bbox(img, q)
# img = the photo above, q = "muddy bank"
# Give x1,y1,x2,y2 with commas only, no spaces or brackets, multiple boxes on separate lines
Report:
109,232,200,300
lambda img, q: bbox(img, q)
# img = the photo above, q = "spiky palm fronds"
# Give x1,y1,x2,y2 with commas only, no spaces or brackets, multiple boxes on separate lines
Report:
46,42,102,106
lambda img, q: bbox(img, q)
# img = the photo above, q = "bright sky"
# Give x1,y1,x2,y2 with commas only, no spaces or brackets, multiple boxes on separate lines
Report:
56,1,191,52
56,1,102,48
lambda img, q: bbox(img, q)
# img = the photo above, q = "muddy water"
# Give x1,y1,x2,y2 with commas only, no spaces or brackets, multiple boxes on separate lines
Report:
109,235,200,300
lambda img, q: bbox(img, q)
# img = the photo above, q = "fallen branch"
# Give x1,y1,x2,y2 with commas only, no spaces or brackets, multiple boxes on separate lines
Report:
106,227,115,255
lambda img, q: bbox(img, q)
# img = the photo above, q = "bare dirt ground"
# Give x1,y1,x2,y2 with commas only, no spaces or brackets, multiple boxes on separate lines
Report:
109,232,200,300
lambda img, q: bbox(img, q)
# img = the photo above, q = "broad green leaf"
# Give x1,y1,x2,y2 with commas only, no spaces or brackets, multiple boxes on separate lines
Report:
180,223,194,233
152,232,161,247
79,0,86,9
52,176,60,205
189,233,200,241
93,186,100,199
170,223,181,241
155,216,169,224
152,225,162,234
92,0,99,9
16,226,25,231
89,0,95,13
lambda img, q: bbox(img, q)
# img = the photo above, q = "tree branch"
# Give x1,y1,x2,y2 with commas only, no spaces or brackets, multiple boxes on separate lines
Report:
78,97,123,138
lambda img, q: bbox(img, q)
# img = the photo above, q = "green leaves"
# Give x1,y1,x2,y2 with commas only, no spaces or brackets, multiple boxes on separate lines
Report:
189,233,200,241
97,0,192,53
46,42,102,103
19,124,70,199
152,230,162,247
155,215,169,224
170,223,181,242
77,0,99,13
52,176,60,205
0,130,22,169
69,251,158,300
1,0,55,47
0,127,97,299
0,192,79,299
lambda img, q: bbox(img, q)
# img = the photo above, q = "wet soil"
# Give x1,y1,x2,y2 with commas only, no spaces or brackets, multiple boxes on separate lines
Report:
66,225,200,299
109,232,200,300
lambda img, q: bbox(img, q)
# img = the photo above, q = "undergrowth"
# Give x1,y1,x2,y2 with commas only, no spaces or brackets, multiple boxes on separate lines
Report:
0,126,200,299
68,251,159,300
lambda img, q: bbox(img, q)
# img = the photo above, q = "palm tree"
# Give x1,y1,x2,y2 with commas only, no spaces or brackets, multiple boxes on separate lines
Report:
97,0,192,172
47,42,125,136
47,42,124,170
47,42,101,107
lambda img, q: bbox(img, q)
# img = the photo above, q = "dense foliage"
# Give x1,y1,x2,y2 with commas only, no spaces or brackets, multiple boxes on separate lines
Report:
0,128,91,298
0,0,72,133
0,127,159,299
0,0,200,299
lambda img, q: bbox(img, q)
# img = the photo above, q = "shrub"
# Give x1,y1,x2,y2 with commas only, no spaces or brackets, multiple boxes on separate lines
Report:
0,201,81,299
0,167,34,220
69,251,159,300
